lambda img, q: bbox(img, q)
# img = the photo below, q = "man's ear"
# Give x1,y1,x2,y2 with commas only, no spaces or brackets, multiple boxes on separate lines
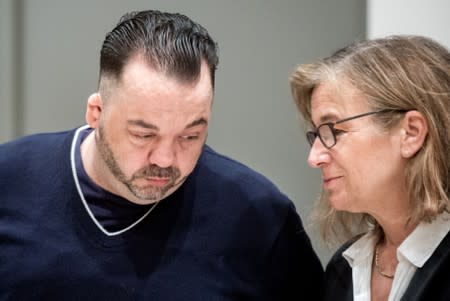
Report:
400,110,428,158
85,93,103,129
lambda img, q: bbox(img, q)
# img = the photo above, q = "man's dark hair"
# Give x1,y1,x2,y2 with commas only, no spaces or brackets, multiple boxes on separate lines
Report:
99,10,219,88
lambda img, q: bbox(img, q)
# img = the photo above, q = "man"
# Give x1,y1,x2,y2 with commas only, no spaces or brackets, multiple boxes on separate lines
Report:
0,10,324,300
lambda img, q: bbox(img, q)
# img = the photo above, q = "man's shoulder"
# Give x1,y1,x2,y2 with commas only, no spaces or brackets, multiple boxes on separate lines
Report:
193,145,302,244
194,145,295,217
0,128,77,166
199,145,283,193
0,129,76,149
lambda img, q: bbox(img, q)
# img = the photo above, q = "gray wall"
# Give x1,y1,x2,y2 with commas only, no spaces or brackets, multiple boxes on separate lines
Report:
0,0,17,141
0,0,366,265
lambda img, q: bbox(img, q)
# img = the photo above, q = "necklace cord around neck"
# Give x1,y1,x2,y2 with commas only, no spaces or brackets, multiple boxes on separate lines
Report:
374,244,395,279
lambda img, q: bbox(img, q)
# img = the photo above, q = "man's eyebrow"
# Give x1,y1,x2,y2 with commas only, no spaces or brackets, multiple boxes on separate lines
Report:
185,118,208,129
127,120,158,130
127,118,207,130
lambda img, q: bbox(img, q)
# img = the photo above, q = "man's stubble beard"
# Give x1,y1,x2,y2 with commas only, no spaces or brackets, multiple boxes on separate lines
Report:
95,124,182,201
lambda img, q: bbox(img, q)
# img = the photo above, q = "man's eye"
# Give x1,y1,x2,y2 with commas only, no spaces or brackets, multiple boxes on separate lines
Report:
179,134,199,141
132,133,155,140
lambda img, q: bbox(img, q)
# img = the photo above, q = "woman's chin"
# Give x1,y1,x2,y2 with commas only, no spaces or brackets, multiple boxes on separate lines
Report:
328,194,350,212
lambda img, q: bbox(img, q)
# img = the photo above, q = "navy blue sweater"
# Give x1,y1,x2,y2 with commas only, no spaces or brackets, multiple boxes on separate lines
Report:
0,128,324,300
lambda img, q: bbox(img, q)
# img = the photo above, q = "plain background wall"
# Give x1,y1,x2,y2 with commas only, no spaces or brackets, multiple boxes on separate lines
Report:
0,0,366,265
0,1,16,141
367,0,450,47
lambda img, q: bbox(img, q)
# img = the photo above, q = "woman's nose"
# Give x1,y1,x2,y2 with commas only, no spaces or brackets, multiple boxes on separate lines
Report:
307,139,330,168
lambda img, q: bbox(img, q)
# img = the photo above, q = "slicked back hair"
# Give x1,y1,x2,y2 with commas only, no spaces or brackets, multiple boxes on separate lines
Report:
99,10,218,90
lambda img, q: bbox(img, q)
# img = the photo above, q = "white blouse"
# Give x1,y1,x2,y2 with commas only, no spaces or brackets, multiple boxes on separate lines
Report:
342,211,450,301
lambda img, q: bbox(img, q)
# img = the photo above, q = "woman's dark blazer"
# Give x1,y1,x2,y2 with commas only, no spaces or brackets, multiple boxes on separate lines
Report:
324,231,450,301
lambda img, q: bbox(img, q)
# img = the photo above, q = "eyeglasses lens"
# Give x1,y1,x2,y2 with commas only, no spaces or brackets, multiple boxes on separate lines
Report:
318,124,335,148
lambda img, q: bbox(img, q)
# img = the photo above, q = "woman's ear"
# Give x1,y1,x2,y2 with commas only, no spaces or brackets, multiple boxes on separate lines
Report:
400,110,428,158
85,93,103,129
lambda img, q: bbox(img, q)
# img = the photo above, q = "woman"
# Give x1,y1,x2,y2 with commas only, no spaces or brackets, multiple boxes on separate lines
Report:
290,35,450,300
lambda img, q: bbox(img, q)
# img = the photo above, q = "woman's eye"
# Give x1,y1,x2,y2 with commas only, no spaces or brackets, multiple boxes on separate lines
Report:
333,129,347,136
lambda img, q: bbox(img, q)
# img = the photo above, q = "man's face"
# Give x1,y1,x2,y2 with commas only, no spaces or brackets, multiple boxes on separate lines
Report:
93,58,213,204
96,122,183,202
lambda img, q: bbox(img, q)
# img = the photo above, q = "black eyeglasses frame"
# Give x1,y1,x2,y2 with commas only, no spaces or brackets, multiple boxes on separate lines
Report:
306,109,408,149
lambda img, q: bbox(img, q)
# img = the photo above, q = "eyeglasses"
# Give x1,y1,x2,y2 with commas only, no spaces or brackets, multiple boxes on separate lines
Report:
306,109,407,149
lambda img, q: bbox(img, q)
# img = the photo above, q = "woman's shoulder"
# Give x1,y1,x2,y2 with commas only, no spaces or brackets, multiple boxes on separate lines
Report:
328,234,364,265
323,235,363,301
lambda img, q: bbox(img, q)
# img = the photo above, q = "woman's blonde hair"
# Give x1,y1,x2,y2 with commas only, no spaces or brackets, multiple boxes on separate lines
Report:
290,35,450,246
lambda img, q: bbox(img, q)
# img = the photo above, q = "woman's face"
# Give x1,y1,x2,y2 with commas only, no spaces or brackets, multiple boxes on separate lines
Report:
307,81,406,214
